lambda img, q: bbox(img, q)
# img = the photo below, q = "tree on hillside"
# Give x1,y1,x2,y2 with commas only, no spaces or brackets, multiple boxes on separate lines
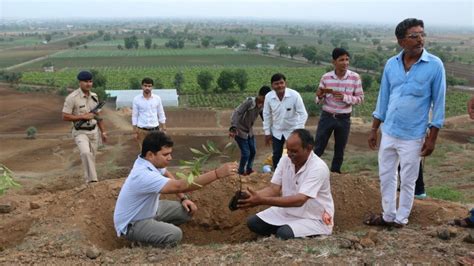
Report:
353,53,380,72
223,36,238,48
173,72,185,92
165,38,185,49
302,46,317,63
233,69,248,92
154,77,164,89
372,38,381,46
330,38,341,48
1,71,22,86
277,41,289,57
217,70,234,92
90,69,107,88
340,41,349,51
103,33,112,41
196,71,214,92
124,35,139,49
201,36,213,48
129,77,141,90
144,37,153,49
44,34,52,43
361,74,373,91
245,39,258,50
289,46,299,59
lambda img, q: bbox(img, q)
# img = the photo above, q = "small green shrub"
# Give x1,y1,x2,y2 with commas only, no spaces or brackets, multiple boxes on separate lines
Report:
0,164,21,195
176,141,234,186
26,126,37,139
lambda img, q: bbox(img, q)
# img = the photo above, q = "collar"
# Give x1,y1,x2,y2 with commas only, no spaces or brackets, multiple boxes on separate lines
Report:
396,48,430,63
136,155,159,172
141,93,154,99
269,88,291,100
78,88,91,98
329,70,350,80
292,151,316,175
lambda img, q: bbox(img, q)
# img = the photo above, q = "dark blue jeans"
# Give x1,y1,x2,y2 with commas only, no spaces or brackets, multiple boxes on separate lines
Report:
272,135,286,170
314,111,351,173
235,135,256,175
247,215,294,240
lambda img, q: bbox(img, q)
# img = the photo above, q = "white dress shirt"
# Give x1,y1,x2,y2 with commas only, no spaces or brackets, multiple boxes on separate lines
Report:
263,88,308,140
132,93,166,128
257,152,334,237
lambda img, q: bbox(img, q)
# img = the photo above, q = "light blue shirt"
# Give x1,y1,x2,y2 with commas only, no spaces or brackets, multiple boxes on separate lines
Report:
113,156,169,236
373,49,446,140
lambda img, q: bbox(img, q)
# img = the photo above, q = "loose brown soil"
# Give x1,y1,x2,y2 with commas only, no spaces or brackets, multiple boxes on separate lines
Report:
0,86,473,264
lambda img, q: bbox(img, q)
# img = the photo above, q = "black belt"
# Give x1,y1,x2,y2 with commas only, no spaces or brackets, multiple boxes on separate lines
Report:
77,124,96,131
138,126,159,131
322,110,351,119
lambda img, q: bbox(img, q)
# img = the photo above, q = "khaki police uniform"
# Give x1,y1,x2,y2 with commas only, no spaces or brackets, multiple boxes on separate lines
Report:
62,88,100,183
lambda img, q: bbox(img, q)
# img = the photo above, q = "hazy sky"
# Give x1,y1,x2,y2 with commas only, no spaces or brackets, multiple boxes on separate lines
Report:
1,0,473,27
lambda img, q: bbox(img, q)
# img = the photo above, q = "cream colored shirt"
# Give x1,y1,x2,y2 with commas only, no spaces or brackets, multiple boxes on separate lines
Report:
257,152,334,237
62,88,99,127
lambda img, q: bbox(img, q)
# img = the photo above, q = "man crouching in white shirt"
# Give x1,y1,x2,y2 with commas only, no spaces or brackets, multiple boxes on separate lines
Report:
238,129,334,240
114,131,238,247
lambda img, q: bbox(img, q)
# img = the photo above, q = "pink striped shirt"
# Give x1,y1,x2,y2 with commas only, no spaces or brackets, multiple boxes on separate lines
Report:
315,70,364,114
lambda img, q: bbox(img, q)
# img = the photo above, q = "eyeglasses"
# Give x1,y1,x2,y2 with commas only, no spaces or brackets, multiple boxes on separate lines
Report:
406,32,426,39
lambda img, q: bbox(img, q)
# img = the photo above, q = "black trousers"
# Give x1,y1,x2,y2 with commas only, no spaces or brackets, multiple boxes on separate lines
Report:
272,135,286,170
247,215,294,240
398,160,425,195
314,111,351,173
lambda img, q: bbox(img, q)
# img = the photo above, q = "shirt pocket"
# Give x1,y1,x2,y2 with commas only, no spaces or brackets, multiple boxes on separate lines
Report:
410,76,429,97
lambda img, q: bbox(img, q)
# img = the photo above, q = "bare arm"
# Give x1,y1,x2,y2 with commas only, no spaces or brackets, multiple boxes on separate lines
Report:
368,118,382,150
420,127,439,157
238,184,310,208
160,162,236,194
62,112,94,122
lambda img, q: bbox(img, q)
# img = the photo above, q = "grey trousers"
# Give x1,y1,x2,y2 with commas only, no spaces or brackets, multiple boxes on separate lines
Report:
124,200,191,247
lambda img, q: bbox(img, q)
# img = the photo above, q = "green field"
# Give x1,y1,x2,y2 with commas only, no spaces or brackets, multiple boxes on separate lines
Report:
51,47,243,58
21,53,307,71
0,37,47,49
22,66,325,92
86,37,172,47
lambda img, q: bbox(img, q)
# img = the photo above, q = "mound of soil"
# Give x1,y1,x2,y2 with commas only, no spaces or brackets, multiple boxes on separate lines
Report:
0,171,468,255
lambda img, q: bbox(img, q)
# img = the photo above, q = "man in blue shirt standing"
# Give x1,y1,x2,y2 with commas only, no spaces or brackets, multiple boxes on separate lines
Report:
366,18,446,228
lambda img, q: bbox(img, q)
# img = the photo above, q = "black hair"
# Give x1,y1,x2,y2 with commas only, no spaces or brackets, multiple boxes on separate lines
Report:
258,85,271,96
395,18,424,39
332,48,350,60
141,131,173,157
271,73,286,83
291,129,314,149
141,77,154,85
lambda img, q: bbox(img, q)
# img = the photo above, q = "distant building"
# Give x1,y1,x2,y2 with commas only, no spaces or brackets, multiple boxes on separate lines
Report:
43,66,54,72
105,89,179,109
256,43,275,50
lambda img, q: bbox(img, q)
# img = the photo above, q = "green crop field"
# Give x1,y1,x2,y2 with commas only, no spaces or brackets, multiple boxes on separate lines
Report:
86,38,171,47
20,52,307,70
51,47,243,58
0,37,47,49
22,65,325,92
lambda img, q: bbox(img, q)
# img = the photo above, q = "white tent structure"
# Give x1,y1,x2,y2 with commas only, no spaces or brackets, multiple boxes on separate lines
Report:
106,89,179,109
